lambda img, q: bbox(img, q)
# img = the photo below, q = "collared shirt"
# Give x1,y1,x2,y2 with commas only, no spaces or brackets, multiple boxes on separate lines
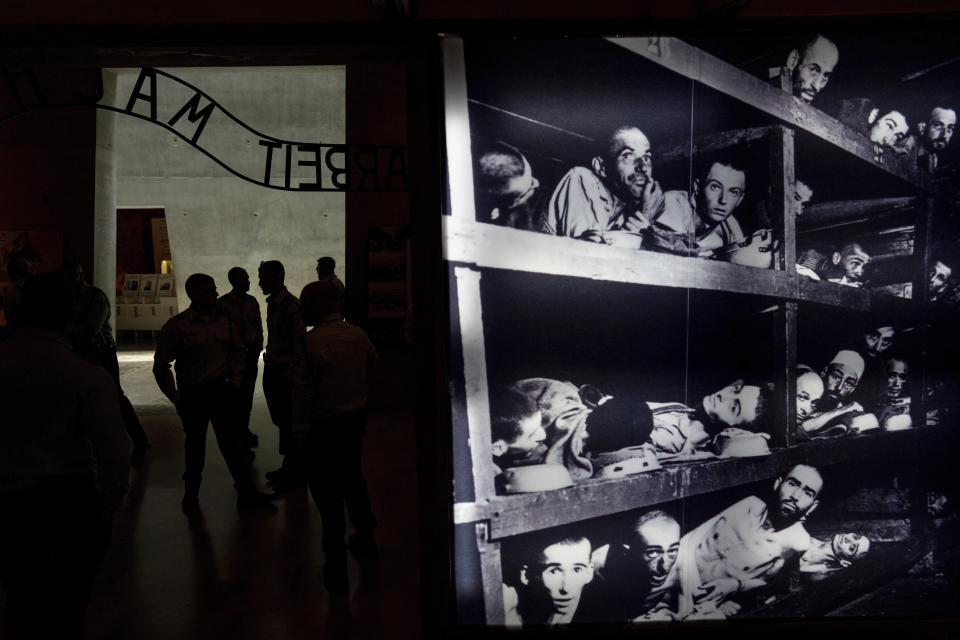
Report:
265,286,305,367
216,290,264,354
0,328,129,508
292,313,378,433
646,402,712,460
544,166,629,239
153,306,243,399
657,190,745,252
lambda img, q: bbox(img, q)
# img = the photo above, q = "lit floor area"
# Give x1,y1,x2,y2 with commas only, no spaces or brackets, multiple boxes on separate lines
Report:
85,344,420,640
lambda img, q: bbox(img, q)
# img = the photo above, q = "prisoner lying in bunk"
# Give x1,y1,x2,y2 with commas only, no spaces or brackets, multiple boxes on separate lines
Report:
796,242,870,287
490,378,775,493
799,533,871,579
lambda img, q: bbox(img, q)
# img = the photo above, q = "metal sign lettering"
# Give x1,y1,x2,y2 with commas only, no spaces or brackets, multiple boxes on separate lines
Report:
0,66,408,192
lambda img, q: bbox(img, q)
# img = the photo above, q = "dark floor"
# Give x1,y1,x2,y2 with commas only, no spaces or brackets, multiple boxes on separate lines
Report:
84,343,421,640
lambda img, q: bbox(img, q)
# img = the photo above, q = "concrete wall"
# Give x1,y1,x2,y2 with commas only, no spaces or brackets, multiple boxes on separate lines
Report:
111,66,345,315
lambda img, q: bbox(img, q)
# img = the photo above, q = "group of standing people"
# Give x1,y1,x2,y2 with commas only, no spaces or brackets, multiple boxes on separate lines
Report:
152,256,376,591
0,254,375,638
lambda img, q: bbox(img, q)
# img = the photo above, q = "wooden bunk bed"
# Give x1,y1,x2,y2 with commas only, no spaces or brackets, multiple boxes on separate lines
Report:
442,35,950,625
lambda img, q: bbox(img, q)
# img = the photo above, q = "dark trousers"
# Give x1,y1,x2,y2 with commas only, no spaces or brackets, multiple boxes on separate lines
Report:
306,409,377,557
99,344,150,448
0,475,111,639
238,351,260,436
262,360,293,455
179,381,254,493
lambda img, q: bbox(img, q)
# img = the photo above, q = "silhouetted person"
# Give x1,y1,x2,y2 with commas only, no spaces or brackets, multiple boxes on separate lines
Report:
154,273,274,512
316,256,345,320
60,260,151,462
259,260,306,491
1,256,31,337
0,271,129,638
216,266,264,450
316,256,345,295
294,281,379,591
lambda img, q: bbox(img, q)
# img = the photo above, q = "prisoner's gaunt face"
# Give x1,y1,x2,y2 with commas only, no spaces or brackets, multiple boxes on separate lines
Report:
697,162,746,225
605,128,652,201
838,246,870,282
635,518,680,589
775,465,822,521
863,326,895,359
796,371,825,421
885,359,909,399
823,362,860,399
703,381,761,429
534,540,594,619
792,36,839,103
832,533,869,562
506,411,546,456
929,261,952,295
923,107,957,152
869,111,909,148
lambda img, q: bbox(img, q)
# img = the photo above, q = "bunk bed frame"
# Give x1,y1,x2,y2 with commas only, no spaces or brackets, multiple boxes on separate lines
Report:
442,35,945,625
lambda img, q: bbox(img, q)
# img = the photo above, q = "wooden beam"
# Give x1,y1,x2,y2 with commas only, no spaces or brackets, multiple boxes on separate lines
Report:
452,428,941,538
775,302,798,448
442,36,478,221
801,197,919,229
454,266,498,502
770,126,796,273
912,197,935,454
445,217,923,315
656,126,775,165
444,216,794,298
476,523,505,625
608,37,931,194
797,276,871,311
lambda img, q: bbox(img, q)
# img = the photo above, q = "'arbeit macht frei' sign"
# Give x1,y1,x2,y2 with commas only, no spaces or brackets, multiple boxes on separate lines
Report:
0,66,407,192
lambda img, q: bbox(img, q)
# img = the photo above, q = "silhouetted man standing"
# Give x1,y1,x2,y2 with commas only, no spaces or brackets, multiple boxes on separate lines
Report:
259,260,306,491
154,273,273,512
217,266,264,449
294,281,379,591
316,256,345,296
0,272,129,638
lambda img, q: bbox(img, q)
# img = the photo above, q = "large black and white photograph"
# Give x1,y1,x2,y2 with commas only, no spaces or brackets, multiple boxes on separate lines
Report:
443,32,960,627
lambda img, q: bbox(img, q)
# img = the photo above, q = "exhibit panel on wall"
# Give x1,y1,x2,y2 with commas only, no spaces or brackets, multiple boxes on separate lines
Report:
441,32,960,628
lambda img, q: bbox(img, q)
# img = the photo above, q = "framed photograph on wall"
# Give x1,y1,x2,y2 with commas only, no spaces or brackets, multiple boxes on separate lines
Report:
439,30,960,632
157,274,174,297
140,274,158,296
122,273,142,297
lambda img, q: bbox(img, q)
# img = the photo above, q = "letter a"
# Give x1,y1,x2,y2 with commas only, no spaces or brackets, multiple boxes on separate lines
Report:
125,69,158,121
